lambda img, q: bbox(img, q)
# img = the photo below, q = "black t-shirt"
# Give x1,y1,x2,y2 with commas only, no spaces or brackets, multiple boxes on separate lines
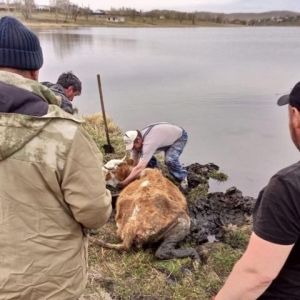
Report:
254,161,300,299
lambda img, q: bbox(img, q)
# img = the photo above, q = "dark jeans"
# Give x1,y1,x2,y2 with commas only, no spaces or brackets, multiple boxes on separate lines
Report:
146,130,188,182
164,129,188,181
147,156,161,169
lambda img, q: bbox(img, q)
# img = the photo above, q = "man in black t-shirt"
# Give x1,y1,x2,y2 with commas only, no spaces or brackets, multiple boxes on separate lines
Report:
214,82,300,300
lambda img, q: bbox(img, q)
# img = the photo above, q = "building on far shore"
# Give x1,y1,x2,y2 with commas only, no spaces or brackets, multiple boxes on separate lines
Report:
106,16,125,23
0,2,16,11
93,9,106,15
35,5,50,12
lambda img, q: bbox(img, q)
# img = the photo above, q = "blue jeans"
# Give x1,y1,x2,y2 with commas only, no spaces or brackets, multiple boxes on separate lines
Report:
147,156,161,169
164,130,188,182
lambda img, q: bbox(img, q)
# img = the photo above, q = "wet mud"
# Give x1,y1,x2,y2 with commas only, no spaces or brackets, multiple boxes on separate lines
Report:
184,163,256,245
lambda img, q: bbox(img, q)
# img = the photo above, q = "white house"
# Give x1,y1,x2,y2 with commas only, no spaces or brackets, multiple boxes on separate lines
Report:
106,16,125,23
35,5,50,11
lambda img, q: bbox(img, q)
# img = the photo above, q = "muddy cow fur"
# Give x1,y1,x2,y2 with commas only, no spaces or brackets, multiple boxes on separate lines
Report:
92,168,200,261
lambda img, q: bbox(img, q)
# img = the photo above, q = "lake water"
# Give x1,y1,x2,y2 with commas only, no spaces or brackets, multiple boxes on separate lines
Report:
35,26,300,197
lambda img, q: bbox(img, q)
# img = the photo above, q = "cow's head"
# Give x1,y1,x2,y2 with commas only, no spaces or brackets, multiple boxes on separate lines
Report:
104,158,134,187
102,154,127,171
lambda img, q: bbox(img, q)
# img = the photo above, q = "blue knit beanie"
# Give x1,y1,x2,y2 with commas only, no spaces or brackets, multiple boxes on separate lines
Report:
0,16,43,70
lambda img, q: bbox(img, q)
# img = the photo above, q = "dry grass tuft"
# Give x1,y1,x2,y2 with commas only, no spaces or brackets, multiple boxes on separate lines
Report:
82,113,126,162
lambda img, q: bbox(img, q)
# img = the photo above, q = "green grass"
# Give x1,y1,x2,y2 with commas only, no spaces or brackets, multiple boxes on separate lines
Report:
209,170,228,182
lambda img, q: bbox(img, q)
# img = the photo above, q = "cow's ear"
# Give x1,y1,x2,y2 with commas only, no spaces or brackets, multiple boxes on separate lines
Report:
127,158,134,166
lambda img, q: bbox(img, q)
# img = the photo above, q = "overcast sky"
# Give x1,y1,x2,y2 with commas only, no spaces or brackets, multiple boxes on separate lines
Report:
37,0,300,13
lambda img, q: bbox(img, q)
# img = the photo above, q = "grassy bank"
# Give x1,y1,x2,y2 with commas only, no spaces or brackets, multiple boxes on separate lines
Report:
79,113,252,300
0,11,239,28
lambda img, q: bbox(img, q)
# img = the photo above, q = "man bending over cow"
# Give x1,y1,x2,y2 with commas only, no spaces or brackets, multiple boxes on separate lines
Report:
120,122,188,189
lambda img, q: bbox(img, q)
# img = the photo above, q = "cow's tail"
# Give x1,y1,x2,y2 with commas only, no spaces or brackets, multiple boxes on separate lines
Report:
89,236,127,251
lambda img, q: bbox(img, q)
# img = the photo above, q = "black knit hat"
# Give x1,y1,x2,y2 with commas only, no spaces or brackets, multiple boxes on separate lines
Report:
0,16,43,70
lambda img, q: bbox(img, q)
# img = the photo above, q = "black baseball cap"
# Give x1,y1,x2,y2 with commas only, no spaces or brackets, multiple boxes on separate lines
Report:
277,82,300,110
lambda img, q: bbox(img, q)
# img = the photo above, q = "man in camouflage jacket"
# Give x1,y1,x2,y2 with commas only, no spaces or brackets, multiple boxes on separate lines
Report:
0,16,112,300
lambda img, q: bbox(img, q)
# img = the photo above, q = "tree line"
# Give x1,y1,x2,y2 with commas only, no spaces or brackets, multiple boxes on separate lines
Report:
1,0,92,22
2,2,299,26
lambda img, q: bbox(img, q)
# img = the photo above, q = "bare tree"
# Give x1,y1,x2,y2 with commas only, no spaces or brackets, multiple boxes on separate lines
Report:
49,0,61,22
5,0,10,11
164,11,172,20
216,13,224,23
80,6,91,21
60,0,71,21
71,4,79,22
13,0,22,12
144,11,155,22
201,13,213,22
188,11,197,25
49,0,71,22
21,0,35,20
128,8,138,21
176,12,186,24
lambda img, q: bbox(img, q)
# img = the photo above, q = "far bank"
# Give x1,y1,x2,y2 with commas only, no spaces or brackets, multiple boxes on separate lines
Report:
1,6,300,28
0,11,238,28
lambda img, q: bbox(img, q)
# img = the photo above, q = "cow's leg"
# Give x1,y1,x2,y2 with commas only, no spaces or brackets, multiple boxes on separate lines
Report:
154,219,201,261
156,240,200,261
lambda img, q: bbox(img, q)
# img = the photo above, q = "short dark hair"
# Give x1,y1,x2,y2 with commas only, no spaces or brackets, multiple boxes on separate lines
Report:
57,71,82,94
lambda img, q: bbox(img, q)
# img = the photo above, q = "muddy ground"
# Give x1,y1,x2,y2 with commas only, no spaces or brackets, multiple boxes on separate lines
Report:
185,162,256,245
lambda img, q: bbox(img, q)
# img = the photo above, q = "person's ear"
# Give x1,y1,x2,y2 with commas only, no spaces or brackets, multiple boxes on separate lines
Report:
66,86,73,93
30,70,39,81
291,107,300,129
22,70,39,81
65,86,74,97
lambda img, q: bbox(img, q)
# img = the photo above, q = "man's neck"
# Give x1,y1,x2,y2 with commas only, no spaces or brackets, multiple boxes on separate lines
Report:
0,67,38,80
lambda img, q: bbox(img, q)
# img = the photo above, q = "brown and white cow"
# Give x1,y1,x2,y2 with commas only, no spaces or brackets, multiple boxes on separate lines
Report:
92,167,200,261
103,158,134,187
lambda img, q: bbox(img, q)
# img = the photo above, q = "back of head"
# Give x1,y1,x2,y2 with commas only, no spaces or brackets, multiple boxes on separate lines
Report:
277,82,300,111
0,16,43,70
57,71,82,94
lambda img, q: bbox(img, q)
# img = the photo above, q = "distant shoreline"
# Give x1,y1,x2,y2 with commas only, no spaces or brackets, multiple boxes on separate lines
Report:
22,19,239,29
1,11,300,29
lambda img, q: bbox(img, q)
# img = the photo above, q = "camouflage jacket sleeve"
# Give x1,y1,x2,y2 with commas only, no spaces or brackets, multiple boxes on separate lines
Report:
61,125,112,229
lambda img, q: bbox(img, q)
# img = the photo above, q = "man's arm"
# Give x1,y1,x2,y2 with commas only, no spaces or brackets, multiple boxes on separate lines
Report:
120,161,148,187
131,155,139,167
215,232,294,300
61,126,112,229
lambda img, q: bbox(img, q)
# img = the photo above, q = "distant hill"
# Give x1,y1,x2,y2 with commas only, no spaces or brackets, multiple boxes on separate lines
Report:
147,9,300,21
219,11,300,21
